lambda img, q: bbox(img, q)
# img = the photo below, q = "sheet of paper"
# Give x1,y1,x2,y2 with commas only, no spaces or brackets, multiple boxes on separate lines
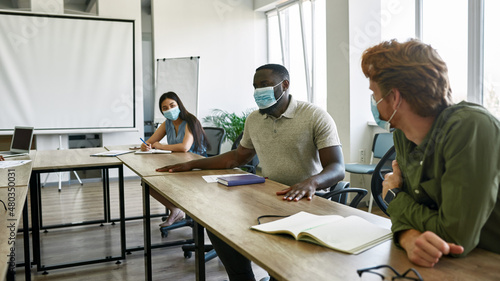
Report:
0,160,32,169
202,173,248,183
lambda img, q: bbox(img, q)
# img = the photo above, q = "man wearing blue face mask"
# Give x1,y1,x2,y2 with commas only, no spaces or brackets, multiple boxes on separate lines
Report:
157,64,345,281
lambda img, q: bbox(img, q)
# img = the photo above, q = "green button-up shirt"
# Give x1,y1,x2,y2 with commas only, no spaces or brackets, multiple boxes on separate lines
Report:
388,101,500,256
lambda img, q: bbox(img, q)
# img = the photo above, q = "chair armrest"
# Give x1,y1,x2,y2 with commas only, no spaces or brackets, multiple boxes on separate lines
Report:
315,181,368,208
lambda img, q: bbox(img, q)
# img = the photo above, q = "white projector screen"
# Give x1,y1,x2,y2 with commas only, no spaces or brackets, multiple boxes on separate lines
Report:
0,12,135,134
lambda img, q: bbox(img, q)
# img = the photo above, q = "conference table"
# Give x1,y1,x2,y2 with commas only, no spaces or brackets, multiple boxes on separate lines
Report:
7,146,498,280
29,147,126,272
0,153,34,281
139,169,500,281
108,145,243,256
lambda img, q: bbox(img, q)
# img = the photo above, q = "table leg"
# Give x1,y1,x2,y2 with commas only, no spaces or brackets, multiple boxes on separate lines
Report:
23,196,31,281
142,181,152,281
194,221,206,281
118,166,126,258
103,168,110,223
29,172,41,271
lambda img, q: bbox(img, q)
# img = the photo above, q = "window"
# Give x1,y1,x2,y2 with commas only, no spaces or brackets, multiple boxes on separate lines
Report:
379,0,500,119
422,0,468,104
266,0,326,109
380,0,415,42
483,0,500,118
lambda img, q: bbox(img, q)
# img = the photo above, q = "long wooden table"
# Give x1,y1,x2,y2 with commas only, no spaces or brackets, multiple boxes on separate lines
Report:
142,172,500,281
30,147,126,273
108,145,245,269
0,153,34,281
108,144,203,177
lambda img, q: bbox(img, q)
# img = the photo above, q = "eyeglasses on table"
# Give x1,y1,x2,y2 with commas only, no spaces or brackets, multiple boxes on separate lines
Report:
357,264,424,280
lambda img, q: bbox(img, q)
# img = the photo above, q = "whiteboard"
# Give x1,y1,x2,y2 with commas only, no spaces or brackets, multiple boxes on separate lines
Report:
154,57,199,124
0,12,135,134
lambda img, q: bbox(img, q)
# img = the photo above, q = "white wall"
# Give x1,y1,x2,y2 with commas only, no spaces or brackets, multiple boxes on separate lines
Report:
325,0,385,197
151,0,267,129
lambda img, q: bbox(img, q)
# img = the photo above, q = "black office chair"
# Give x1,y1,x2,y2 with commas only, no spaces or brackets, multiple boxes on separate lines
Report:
203,127,226,157
315,181,368,208
231,132,259,174
370,146,396,216
345,133,394,212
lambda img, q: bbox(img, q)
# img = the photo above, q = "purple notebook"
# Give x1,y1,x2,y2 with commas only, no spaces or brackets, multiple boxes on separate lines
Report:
216,174,265,186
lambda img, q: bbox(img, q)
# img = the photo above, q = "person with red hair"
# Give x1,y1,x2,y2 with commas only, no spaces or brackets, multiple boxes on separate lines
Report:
362,39,500,267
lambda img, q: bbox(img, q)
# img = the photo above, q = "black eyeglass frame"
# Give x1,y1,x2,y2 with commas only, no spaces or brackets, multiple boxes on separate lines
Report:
357,264,424,281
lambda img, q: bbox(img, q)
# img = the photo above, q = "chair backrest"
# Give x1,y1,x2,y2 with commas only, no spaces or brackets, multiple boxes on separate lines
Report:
372,132,394,159
231,132,259,174
371,146,396,216
316,181,368,208
203,127,225,157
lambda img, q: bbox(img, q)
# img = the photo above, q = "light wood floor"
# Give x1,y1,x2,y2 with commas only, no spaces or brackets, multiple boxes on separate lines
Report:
13,176,387,281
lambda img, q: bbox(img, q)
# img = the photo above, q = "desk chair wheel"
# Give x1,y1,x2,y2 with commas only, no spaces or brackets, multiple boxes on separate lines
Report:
160,227,169,238
184,251,192,259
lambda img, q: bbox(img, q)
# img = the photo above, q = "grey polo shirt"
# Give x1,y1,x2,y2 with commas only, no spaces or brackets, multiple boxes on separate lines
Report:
240,96,341,186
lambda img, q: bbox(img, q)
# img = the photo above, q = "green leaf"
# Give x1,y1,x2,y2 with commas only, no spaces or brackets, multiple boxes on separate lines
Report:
203,109,253,144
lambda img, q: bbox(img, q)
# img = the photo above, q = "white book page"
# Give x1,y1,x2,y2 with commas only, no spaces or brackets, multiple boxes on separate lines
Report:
202,174,248,183
0,160,32,169
251,211,343,239
301,215,391,254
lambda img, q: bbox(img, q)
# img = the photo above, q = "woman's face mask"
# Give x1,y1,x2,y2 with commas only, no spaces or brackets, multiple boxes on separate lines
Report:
163,106,181,121
253,80,284,109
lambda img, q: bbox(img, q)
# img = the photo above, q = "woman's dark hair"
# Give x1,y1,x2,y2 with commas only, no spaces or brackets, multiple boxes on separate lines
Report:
159,91,210,153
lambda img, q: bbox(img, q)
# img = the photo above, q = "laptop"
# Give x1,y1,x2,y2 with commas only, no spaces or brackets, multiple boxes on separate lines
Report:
0,126,34,158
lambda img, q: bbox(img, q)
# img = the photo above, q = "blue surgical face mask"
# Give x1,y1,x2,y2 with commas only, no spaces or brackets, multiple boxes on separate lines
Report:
163,107,181,121
253,80,285,109
370,92,400,132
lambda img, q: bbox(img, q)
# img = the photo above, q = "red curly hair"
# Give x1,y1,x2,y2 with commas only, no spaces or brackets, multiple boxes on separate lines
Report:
361,39,453,117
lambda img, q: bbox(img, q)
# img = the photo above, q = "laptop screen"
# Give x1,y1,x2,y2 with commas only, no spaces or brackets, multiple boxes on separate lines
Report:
11,127,33,151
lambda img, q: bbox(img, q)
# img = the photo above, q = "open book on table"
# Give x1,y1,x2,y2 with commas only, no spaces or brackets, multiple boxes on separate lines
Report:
135,149,172,154
250,211,392,254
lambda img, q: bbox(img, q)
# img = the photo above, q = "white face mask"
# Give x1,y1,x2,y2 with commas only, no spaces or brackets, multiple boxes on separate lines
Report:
253,80,284,109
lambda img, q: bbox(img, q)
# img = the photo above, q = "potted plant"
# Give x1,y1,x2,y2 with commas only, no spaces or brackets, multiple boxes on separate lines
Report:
203,109,253,144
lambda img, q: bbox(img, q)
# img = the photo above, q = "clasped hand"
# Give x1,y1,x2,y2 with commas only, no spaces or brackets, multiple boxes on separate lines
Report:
400,230,464,267
382,160,403,198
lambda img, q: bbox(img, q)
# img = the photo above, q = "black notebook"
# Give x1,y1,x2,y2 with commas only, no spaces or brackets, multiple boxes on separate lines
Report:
217,174,265,186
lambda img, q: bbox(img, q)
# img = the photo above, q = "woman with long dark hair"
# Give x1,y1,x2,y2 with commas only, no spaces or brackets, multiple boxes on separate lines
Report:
142,91,209,226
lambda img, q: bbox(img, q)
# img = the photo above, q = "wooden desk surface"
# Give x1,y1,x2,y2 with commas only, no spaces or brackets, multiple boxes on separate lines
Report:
0,185,28,278
143,173,500,281
0,153,34,187
32,147,122,171
105,145,203,178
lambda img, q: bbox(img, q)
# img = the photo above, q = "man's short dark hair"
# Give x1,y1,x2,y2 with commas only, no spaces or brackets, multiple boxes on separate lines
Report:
256,64,290,81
